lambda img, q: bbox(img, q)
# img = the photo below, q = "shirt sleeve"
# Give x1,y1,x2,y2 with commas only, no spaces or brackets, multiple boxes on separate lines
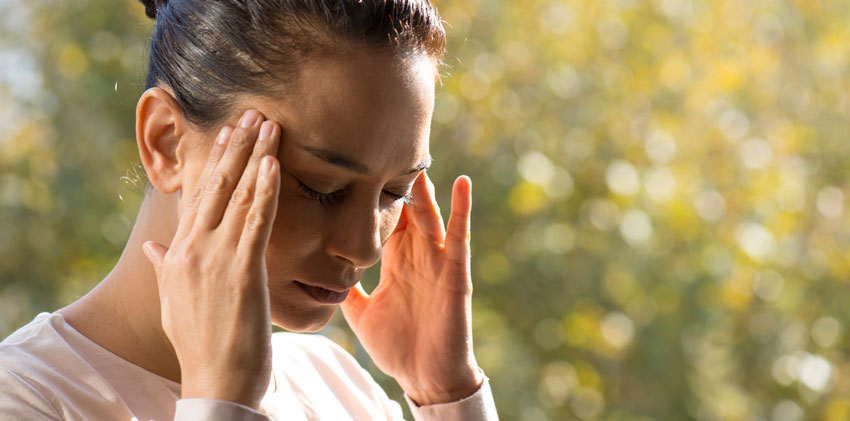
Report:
403,371,498,421
174,399,272,421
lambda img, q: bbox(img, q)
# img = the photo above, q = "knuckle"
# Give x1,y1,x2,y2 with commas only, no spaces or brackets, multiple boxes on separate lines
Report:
229,186,253,207
187,186,203,207
174,246,199,266
205,151,219,164
200,257,218,275
229,130,252,149
447,227,469,243
445,231,460,244
245,211,267,232
255,179,274,198
206,173,227,192
204,151,220,166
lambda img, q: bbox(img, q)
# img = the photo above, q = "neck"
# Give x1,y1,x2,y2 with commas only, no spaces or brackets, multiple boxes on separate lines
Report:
59,190,183,384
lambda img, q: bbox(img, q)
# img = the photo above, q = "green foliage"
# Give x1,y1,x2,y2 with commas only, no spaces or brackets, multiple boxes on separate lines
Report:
3,0,850,419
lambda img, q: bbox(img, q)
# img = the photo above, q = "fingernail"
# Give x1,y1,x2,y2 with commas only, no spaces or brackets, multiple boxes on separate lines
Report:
240,110,258,128
216,126,231,145
259,121,273,140
260,156,273,176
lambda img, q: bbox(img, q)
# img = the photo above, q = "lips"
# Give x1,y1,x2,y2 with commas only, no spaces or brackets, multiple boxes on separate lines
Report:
294,281,351,304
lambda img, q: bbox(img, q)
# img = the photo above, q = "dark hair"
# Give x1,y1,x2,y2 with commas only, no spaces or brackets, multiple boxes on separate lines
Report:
138,0,446,130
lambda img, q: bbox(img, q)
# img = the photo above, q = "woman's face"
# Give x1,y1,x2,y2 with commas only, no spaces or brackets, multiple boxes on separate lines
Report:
238,51,436,331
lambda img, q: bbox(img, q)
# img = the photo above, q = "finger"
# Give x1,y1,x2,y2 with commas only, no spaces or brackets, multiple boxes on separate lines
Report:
194,109,264,231
174,126,231,239
444,175,472,263
141,240,168,280
237,155,281,262
341,283,370,329
425,173,442,225
407,171,446,243
222,120,281,242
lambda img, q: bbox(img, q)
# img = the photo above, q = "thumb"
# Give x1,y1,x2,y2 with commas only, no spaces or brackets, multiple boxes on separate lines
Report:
141,240,168,277
341,283,370,329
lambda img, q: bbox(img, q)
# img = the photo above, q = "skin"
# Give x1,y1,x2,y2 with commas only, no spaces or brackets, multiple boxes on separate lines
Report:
58,49,483,408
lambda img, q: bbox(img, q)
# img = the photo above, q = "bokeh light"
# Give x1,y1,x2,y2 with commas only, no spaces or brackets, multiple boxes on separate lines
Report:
3,0,850,419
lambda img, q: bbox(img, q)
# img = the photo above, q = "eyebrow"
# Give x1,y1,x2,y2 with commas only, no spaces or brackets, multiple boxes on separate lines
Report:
298,144,432,176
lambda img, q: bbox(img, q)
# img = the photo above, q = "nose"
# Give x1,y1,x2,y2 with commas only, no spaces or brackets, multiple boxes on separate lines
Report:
325,202,386,269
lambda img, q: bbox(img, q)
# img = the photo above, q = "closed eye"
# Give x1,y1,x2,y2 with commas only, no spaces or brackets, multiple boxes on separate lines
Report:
295,179,345,206
383,190,414,205
295,177,412,207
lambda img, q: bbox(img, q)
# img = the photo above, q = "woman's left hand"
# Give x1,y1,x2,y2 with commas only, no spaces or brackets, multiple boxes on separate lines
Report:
341,172,483,405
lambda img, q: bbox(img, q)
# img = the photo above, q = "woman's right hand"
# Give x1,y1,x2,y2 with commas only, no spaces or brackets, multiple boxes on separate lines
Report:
141,109,281,409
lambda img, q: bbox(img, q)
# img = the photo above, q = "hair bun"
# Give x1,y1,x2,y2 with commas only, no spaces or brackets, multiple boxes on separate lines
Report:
138,0,168,19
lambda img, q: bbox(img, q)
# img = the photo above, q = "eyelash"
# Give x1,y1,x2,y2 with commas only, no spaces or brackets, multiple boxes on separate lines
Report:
295,180,413,206
296,180,343,206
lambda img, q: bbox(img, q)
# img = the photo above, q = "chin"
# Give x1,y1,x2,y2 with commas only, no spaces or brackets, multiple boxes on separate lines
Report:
265,271,343,333
270,304,337,333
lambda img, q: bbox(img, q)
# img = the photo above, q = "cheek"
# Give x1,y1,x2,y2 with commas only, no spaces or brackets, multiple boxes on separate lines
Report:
380,205,404,244
265,193,324,266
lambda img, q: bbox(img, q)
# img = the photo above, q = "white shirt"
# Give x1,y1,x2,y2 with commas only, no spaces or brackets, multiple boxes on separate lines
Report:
0,313,498,420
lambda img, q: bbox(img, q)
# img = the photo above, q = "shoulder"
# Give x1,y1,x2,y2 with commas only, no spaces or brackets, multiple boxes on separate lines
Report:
0,313,175,420
0,313,65,376
0,313,67,419
0,366,62,419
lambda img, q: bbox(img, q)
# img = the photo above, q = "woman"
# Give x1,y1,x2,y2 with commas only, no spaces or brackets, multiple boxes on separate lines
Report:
0,0,498,420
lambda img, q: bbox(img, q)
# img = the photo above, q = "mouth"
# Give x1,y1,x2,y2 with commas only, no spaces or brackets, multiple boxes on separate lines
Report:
294,281,351,305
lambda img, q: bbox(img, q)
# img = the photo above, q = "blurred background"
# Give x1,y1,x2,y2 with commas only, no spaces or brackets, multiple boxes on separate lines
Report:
2,0,850,419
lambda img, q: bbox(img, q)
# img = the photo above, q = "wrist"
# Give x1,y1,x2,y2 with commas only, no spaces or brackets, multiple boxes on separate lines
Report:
181,369,267,409
402,367,484,406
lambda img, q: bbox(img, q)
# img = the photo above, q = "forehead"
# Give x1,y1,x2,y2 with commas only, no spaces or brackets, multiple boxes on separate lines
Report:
259,50,437,174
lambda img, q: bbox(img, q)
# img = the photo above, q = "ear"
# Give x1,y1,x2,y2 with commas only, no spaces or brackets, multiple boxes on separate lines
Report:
135,87,189,194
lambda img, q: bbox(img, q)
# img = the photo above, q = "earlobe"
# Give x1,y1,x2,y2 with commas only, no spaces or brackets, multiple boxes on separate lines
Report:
135,87,187,194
